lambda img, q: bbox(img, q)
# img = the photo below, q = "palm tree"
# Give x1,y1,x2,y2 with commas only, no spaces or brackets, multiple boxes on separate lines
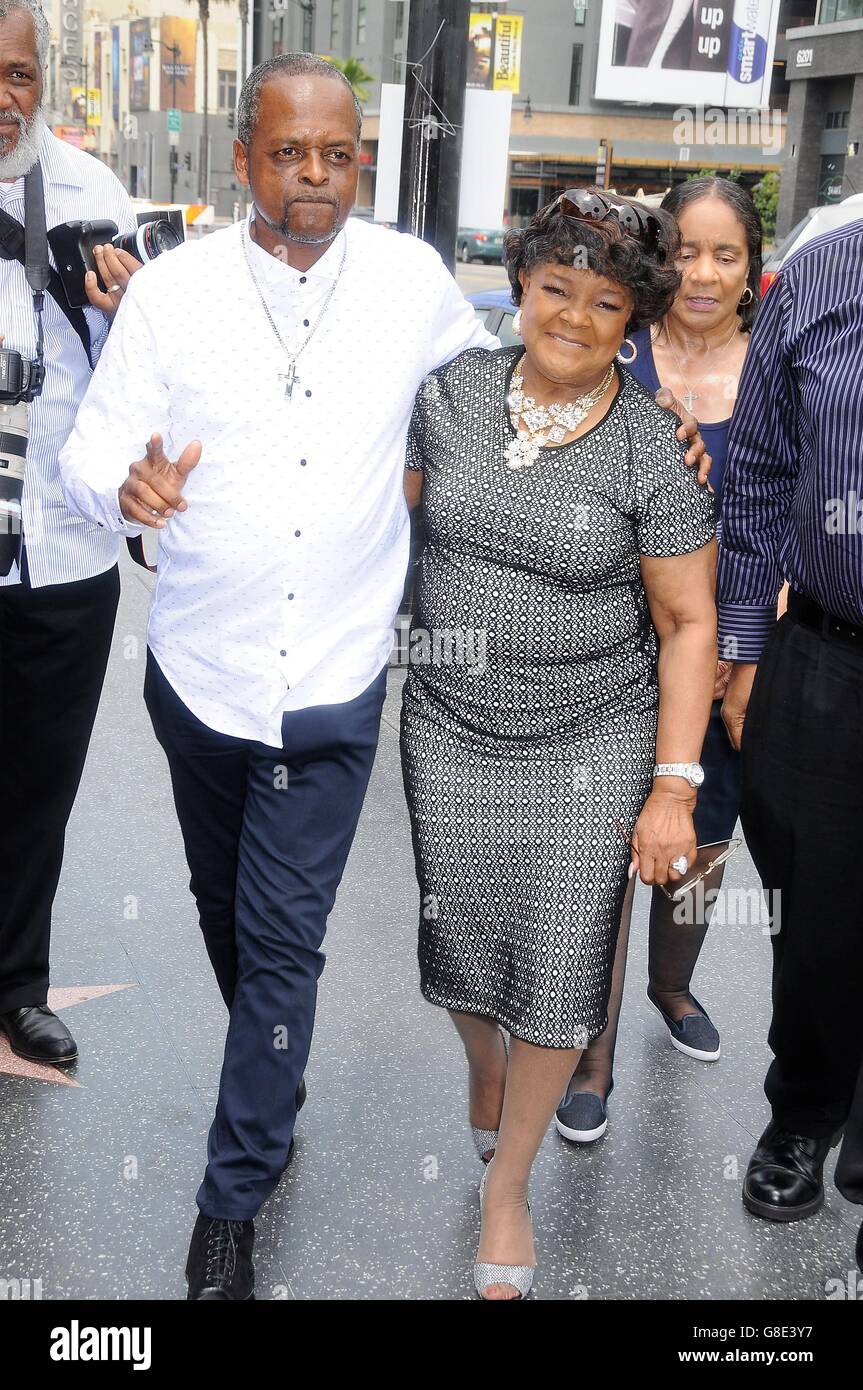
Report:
327,56,375,105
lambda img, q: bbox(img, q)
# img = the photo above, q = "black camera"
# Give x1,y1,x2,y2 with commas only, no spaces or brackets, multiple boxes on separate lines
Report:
48,213,184,307
0,394,29,574
0,346,43,405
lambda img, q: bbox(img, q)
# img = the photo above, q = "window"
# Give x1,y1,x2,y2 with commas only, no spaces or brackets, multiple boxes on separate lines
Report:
395,2,405,41
330,0,341,49
357,0,368,45
569,44,583,106
819,0,863,22
826,109,850,128
218,68,237,111
573,2,587,23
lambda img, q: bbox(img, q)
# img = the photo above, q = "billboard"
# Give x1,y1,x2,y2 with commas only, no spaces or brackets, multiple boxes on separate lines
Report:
71,86,101,126
53,124,86,149
159,17,197,113
595,0,782,108
467,11,523,93
129,18,151,112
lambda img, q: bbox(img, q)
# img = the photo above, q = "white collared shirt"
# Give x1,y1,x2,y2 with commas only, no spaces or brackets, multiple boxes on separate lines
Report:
60,213,498,743
0,128,136,587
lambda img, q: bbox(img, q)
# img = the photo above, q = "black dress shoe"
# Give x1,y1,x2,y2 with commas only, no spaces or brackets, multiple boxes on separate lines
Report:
296,1075,307,1111
0,1006,77,1064
185,1215,255,1300
743,1120,833,1222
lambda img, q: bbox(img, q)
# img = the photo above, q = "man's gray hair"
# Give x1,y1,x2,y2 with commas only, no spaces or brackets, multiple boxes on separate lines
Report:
237,53,363,147
0,0,50,69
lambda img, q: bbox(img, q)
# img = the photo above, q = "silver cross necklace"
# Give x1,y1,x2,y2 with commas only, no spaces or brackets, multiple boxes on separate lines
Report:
241,220,347,401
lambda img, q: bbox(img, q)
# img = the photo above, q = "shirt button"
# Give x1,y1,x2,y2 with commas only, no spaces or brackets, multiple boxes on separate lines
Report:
287,593,294,600
280,649,287,656
294,530,301,537
303,319,309,327
305,389,312,397
300,458,307,466
299,275,307,284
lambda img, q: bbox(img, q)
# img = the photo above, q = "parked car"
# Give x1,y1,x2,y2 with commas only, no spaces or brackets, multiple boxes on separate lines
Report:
761,193,863,294
468,287,518,345
457,228,505,264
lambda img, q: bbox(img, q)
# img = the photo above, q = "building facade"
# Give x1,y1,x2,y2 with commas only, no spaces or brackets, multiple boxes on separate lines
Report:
779,3,863,236
43,0,244,218
253,0,802,222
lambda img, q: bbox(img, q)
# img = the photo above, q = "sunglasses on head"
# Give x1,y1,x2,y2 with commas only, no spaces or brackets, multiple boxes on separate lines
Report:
557,189,666,262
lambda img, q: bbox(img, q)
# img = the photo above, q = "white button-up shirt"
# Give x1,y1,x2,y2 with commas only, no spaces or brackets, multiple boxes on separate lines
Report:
60,213,497,744
0,128,136,587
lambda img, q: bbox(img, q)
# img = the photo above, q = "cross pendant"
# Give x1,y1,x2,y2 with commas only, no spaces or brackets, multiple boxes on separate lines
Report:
682,388,697,413
279,363,299,401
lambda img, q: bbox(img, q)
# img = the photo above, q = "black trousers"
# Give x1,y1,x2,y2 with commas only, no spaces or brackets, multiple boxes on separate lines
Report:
741,606,863,1204
0,562,120,1013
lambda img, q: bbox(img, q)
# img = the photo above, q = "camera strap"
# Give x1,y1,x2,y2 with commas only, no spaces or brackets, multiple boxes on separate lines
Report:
0,163,94,371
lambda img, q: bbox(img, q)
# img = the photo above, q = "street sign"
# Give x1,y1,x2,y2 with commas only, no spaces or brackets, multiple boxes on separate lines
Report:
121,114,138,140
167,108,181,134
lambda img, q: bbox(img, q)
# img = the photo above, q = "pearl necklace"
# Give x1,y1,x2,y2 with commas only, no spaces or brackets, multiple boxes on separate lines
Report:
505,360,616,471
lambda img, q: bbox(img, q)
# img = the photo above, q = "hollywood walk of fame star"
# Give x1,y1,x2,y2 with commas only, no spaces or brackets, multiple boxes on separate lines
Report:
0,985,135,1087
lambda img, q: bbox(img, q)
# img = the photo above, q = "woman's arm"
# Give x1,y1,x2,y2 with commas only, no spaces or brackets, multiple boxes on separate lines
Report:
632,538,718,885
404,468,423,511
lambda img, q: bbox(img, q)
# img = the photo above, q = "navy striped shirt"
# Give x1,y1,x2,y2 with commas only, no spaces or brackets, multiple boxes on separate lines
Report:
717,219,863,661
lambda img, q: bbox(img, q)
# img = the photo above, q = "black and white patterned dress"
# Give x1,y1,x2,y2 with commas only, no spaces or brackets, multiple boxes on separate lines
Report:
400,347,715,1048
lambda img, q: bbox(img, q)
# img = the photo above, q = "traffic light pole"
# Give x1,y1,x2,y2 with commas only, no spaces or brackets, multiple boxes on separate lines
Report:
397,0,470,273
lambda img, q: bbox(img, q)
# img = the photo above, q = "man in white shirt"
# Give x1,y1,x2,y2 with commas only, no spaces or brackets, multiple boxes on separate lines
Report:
0,1,139,1068
60,52,498,1299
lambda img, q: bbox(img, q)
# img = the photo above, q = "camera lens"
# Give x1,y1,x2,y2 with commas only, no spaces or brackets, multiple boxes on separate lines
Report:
112,219,183,263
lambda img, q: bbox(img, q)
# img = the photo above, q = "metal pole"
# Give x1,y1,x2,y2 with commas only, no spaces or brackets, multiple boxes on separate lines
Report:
397,0,470,272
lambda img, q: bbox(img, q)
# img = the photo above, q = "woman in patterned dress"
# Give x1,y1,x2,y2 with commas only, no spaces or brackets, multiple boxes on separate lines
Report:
400,190,718,1299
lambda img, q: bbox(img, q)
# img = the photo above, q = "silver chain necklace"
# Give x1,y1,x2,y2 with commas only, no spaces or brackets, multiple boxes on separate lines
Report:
241,221,347,401
653,317,741,413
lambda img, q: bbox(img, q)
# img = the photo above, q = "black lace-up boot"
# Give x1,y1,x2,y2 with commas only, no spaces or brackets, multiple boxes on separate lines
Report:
185,1215,255,1300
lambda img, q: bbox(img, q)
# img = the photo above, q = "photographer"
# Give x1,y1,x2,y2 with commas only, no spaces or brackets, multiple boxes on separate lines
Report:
0,0,140,1066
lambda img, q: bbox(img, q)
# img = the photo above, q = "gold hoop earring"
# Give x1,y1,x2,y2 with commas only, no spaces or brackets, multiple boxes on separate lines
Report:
738,287,754,306
617,337,638,364
512,308,522,336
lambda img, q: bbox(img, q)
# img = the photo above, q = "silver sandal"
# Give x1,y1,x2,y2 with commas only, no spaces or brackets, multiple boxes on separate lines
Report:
474,1158,535,1300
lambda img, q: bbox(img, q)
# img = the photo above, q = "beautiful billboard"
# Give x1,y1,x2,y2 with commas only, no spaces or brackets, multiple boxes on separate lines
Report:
467,11,523,93
595,0,782,108
159,17,197,113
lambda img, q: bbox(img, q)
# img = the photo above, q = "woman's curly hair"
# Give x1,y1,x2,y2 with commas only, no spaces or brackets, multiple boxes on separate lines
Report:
503,188,682,334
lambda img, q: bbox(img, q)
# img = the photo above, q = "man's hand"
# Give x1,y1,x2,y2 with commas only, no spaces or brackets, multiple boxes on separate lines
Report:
118,432,202,528
721,662,758,751
655,386,712,486
713,658,733,702
84,244,143,317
